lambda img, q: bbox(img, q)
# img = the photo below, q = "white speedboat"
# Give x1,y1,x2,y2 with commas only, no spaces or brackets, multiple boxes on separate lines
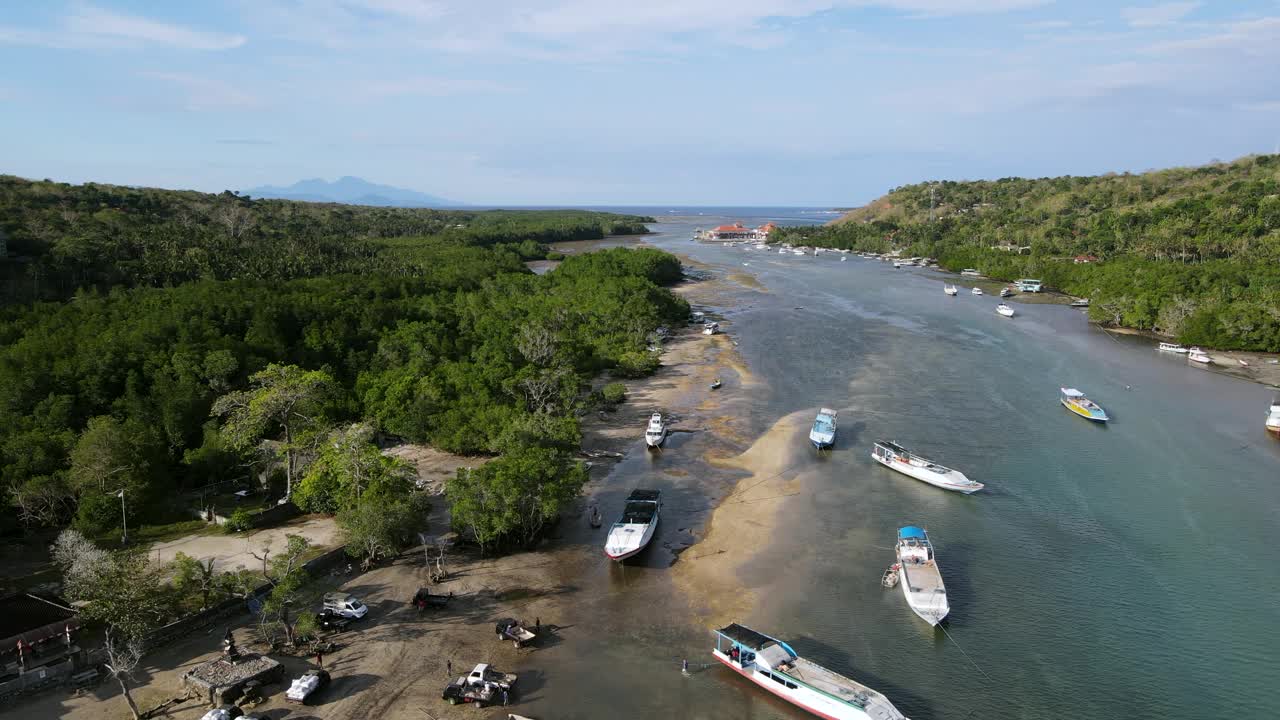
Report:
896,527,949,626
645,413,667,448
996,303,1015,317
712,624,907,720
960,269,981,276
971,287,983,296
999,287,1012,298
872,441,984,494
944,285,958,296
1188,347,1212,364
604,489,661,561
702,322,719,336
841,256,847,261
809,408,837,450
1266,397,1280,438
1158,342,1188,354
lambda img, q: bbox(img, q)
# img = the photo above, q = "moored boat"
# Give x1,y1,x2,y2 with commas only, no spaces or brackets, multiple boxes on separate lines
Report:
645,413,667,447
996,303,1015,317
1158,342,1188,354
999,287,1012,298
809,408,837,449
703,322,719,336
896,527,949,626
1071,298,1090,307
871,441,984,494
1266,397,1280,437
1188,347,1212,364
960,269,981,276
944,285,958,296
1060,387,1108,422
604,489,661,561
971,287,983,296
711,624,908,720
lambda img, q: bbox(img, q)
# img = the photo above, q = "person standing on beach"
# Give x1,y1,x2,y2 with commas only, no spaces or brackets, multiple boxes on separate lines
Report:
315,648,324,668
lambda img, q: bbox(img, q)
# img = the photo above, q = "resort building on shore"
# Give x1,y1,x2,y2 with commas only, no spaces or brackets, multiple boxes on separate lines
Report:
707,222,778,241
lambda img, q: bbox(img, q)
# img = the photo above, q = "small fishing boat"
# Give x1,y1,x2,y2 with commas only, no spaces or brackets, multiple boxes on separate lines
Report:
1266,397,1280,437
896,527,949,626
703,322,719,336
712,624,908,720
1158,342,1188,354
604,489,661,561
710,378,722,390
996,303,1015,317
1188,347,1212,364
809,408,837,450
841,256,847,261
971,287,983,296
645,413,667,448
960,269,981,276
880,563,900,588
1060,387,1108,422
871,441,984,494
1071,298,1090,308
944,285,958,296
1238,358,1250,367
999,287,1012,298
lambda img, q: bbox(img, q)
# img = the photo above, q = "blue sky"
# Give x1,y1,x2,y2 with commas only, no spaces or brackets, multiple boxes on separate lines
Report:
2,1,1279,205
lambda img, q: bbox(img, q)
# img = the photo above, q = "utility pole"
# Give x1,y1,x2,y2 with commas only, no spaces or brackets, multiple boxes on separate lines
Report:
118,489,128,545
929,183,937,223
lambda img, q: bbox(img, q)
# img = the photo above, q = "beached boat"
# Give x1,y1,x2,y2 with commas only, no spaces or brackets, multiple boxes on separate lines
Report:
809,408,837,450
944,285,958,296
1060,387,1108,422
960,269,981,277
999,287,1012,298
871,441,984,494
1188,347,1212,364
1071,298,1090,308
703,322,719,336
604,489,661,561
644,413,667,448
1266,397,1280,437
710,378,722,390
1158,342,1188,354
971,287,983,296
996,303,1015,317
896,527,949,626
712,624,908,720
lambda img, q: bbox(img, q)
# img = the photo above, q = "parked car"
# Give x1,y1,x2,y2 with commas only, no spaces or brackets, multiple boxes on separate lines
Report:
322,592,368,619
315,608,351,632
286,669,331,705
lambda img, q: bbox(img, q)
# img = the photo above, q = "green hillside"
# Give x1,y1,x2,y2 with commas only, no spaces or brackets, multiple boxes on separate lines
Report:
777,154,1280,350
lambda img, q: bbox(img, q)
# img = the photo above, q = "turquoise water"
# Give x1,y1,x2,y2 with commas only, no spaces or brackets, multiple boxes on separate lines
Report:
523,214,1280,720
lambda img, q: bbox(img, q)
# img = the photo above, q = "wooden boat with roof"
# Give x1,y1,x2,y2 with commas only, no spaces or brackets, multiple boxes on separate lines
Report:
1060,387,1108,422
871,441,983,494
712,624,908,720
896,527,949,626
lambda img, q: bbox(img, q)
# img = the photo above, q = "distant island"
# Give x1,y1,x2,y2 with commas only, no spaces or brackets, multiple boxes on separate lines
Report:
244,176,460,207
776,153,1280,352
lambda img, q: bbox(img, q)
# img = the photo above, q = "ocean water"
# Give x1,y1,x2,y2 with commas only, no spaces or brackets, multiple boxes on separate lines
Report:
521,212,1280,720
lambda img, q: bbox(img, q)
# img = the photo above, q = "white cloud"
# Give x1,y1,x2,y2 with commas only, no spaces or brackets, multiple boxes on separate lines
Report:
0,4,245,51
246,0,1049,58
1121,2,1199,28
137,72,262,111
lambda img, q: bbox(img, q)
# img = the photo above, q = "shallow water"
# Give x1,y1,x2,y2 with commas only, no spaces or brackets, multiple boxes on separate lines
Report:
522,213,1280,719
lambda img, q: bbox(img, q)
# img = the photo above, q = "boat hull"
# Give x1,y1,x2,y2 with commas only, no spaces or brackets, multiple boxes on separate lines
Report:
1061,398,1108,422
711,651,879,720
871,454,982,494
604,519,657,561
898,565,949,626
1266,424,1280,437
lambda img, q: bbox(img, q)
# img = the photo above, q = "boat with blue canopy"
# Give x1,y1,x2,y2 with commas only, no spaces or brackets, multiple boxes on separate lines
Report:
896,527,949,626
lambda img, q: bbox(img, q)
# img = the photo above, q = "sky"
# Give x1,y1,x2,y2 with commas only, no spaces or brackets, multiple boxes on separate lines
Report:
2,1,1280,206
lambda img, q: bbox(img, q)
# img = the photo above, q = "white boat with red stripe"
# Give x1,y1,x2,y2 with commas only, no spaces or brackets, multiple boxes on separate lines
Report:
712,624,907,720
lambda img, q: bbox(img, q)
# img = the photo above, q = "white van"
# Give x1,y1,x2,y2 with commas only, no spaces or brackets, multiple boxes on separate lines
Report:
322,592,368,619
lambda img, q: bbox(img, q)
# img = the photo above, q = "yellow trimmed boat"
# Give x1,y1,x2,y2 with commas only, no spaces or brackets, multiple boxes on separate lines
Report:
1060,387,1108,422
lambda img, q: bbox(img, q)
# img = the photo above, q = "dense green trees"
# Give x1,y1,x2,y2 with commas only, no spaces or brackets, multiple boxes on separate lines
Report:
0,175,653,304
1,244,686,531
777,154,1280,350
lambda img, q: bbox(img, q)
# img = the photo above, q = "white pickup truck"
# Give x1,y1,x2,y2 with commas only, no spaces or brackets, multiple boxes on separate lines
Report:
442,664,518,707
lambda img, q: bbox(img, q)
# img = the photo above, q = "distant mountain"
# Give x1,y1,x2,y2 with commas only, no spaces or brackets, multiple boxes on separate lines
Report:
244,176,459,207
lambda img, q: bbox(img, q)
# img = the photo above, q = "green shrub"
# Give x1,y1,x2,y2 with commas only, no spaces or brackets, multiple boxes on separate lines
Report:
545,251,565,261
224,507,254,534
601,382,627,404
614,351,659,378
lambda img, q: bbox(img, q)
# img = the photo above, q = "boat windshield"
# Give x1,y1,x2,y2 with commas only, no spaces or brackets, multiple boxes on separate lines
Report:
620,501,657,524
813,419,834,433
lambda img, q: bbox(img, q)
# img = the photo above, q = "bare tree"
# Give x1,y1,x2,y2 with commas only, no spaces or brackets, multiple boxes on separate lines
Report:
516,322,557,367
103,628,144,720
